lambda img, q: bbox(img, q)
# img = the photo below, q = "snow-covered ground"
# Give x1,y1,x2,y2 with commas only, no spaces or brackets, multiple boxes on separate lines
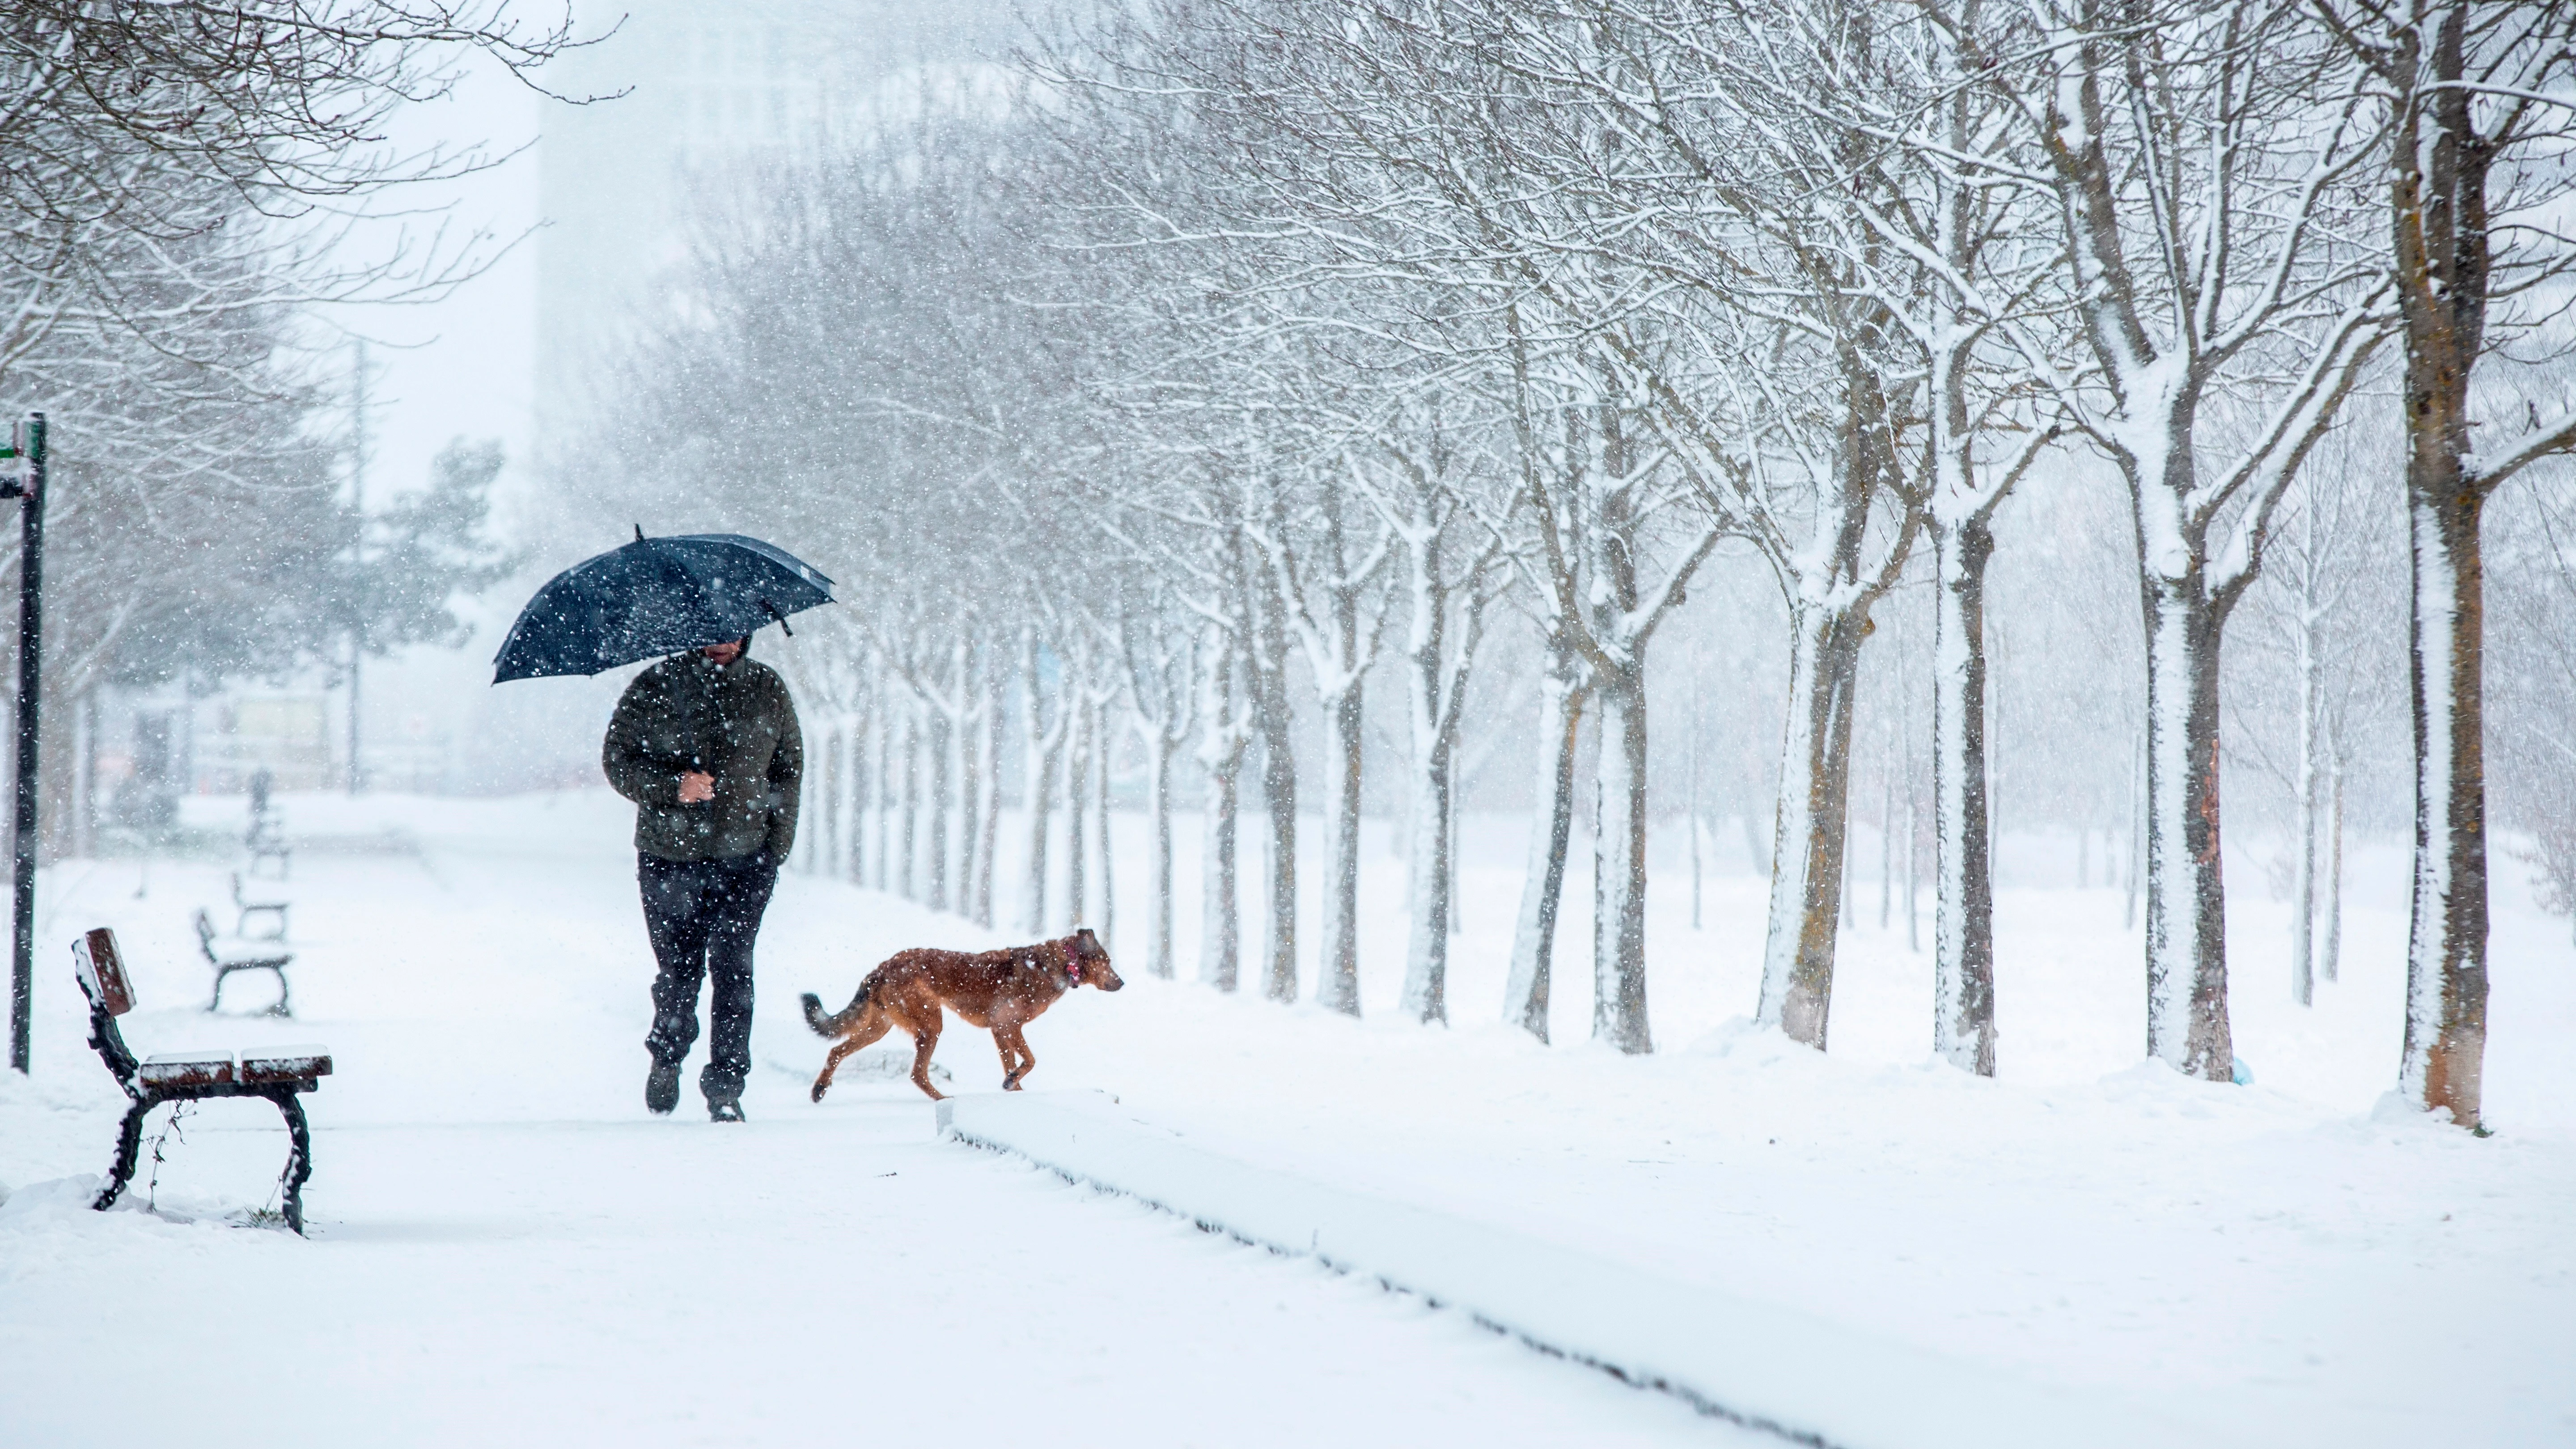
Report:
3,788,2570,1447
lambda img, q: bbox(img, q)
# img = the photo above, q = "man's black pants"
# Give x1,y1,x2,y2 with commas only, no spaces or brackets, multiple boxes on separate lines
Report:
639,851,779,1103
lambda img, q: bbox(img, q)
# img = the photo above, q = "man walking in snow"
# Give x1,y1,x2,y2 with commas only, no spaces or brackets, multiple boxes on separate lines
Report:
603,635,803,1122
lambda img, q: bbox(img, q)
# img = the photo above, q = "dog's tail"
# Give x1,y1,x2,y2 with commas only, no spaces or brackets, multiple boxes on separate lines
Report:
802,980,872,1038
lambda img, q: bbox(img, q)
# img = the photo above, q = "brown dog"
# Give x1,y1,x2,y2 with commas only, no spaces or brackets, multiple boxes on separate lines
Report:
801,928,1122,1102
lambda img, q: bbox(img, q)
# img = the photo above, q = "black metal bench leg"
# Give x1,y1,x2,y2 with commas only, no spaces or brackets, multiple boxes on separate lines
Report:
93,1095,157,1212
271,1089,312,1234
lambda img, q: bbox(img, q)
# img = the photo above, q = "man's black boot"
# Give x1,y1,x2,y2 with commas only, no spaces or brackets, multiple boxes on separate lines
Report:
646,1061,681,1115
708,1096,746,1123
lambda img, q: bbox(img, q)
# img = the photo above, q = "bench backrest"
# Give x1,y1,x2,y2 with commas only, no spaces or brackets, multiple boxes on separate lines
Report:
73,927,134,1016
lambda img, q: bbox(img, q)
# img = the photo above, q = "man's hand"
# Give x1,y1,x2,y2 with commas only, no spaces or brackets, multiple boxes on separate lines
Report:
678,771,716,805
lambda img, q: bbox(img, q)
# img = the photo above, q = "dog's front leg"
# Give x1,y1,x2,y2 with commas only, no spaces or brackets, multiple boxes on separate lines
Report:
998,1025,1035,1090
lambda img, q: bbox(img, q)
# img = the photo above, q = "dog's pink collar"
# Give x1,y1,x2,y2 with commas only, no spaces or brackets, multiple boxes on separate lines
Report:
1059,936,1085,985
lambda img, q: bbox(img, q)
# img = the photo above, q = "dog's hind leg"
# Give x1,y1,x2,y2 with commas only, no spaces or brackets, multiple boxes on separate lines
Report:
905,1018,946,1101
809,1017,893,1103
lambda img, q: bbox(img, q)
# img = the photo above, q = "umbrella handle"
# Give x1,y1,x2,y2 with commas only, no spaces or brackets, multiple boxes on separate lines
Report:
761,597,792,637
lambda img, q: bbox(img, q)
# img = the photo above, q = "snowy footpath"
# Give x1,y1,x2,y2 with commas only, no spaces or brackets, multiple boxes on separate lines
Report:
3,790,2571,1447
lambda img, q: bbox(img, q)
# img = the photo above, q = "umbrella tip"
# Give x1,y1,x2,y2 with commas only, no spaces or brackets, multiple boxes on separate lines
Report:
634,524,646,543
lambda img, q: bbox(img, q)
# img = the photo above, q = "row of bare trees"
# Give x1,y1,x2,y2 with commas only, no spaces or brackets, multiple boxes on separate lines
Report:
0,3,584,853
573,0,2576,1131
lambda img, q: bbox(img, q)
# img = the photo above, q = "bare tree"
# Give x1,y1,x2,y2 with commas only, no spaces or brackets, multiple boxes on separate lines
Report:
1999,0,2393,1080
1257,456,1393,1015
2228,422,2402,1004
1195,626,1252,991
2311,0,2576,1128
1350,402,1506,1024
1019,620,1074,933
1121,596,1199,979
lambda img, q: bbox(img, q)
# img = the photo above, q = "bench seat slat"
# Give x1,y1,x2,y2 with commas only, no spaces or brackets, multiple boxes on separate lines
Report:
138,1052,235,1088
239,1048,332,1083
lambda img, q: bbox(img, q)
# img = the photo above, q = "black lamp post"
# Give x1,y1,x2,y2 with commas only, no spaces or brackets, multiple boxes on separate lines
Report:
5,412,43,1073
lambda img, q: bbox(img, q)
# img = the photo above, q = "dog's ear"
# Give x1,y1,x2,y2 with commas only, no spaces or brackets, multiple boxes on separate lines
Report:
1077,927,1101,956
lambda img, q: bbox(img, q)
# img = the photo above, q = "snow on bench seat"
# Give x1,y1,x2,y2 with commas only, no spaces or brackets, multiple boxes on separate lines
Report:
203,934,291,967
138,1052,236,1089
239,1048,333,1085
938,1091,2241,1449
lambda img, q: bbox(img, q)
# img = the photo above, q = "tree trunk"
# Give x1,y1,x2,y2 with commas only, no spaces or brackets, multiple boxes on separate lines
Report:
899,712,921,902
2123,733,2142,932
2401,477,2489,1124
1503,665,1583,1042
1399,630,1457,1022
926,708,951,913
2292,594,2321,1007
1400,743,1454,1022
2324,746,2344,984
850,712,870,889
1591,668,1651,1054
2140,576,2233,1080
1315,685,1364,1016
1904,750,1920,953
820,726,842,877
1251,621,1299,1002
1757,604,1868,1051
1095,696,1116,951
955,652,981,918
1842,824,1856,930
976,662,1003,927
1447,757,1462,938
1689,723,1704,932
872,700,891,892
954,708,977,909
72,689,94,860
1257,728,1297,1002
1877,761,1893,931
2390,12,2496,1127
1932,518,1998,1075
1021,639,1058,934
1200,659,1246,992
1148,728,1176,979
1065,699,1089,932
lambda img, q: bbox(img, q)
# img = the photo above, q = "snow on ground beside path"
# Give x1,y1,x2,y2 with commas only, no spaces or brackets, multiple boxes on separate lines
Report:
3,788,2572,1447
0,792,1756,1449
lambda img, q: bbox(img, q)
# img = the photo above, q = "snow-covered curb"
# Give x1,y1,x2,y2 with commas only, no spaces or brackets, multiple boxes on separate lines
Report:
938,1091,2229,1449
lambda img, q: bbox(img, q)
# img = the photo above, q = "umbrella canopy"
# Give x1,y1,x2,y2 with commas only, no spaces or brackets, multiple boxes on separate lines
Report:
492,531,835,683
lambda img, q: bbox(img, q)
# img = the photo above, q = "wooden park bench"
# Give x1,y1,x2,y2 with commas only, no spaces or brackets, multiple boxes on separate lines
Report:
195,907,295,1015
74,927,332,1233
230,870,290,940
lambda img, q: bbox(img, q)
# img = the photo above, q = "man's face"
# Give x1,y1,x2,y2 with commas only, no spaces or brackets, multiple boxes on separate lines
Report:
701,639,746,667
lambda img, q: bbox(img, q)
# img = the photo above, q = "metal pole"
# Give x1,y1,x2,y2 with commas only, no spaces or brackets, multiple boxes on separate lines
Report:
9,412,46,1073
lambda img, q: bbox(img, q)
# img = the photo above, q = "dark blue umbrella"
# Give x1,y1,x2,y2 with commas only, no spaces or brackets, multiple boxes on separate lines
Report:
491,530,835,683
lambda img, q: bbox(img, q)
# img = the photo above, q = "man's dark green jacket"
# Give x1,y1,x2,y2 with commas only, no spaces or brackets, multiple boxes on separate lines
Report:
603,650,802,863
